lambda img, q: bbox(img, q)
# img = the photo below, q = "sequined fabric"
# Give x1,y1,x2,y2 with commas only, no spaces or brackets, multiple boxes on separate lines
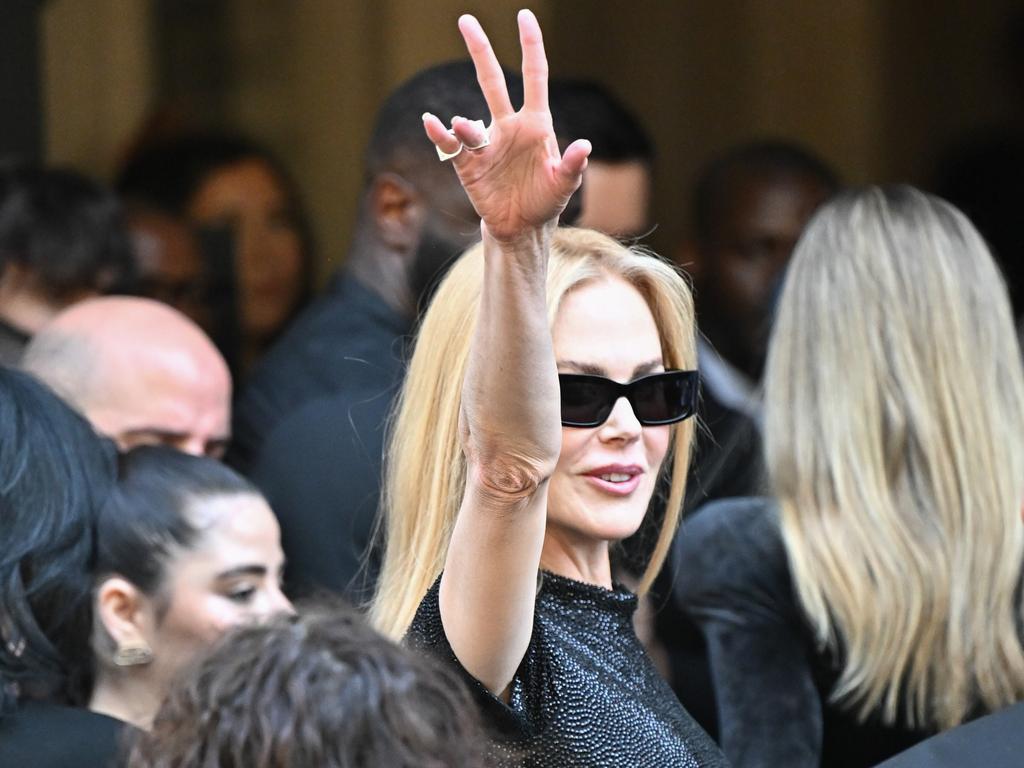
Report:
407,571,729,767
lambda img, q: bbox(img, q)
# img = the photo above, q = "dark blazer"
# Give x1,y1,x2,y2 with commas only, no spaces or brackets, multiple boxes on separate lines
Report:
229,274,409,602
684,377,764,512
0,701,126,767
650,379,765,739
674,498,930,767
876,701,1024,768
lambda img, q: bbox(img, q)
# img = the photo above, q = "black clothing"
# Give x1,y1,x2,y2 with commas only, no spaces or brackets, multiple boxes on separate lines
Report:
407,572,728,768
877,701,1024,768
0,702,126,767
654,379,764,739
231,274,408,472
0,319,29,367
674,498,930,768
684,378,764,512
229,275,409,600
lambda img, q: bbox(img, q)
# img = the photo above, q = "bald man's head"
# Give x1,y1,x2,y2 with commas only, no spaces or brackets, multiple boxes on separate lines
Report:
23,297,231,457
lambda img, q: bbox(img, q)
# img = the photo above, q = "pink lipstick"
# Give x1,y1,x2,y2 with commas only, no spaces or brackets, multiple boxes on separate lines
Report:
583,464,644,496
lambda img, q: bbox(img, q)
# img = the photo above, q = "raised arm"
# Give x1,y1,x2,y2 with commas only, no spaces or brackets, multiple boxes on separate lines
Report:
423,10,589,696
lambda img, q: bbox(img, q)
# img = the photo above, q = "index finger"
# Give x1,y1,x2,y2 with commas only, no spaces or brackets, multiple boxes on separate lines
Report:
517,9,548,113
458,15,515,120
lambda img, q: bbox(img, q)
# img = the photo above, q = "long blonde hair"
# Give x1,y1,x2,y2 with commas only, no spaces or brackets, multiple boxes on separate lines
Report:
765,185,1024,730
371,227,697,640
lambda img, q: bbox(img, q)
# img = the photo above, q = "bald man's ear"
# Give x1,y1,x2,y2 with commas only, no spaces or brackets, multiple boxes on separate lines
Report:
676,240,703,282
370,173,425,253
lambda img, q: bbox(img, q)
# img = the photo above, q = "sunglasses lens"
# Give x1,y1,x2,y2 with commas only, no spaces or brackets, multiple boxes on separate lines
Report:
559,376,614,426
559,371,697,427
631,372,696,424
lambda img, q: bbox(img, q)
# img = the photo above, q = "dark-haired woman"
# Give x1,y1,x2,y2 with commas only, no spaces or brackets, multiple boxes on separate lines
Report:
117,133,315,373
0,367,123,767
88,446,292,729
129,605,486,768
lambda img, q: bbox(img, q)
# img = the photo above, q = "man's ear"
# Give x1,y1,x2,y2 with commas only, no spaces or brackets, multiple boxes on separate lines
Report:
95,576,152,653
369,173,425,252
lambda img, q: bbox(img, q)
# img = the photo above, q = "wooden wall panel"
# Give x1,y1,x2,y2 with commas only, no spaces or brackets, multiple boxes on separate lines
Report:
42,0,154,178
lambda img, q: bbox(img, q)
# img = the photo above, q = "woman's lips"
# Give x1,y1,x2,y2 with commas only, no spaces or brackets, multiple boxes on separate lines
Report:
582,465,643,496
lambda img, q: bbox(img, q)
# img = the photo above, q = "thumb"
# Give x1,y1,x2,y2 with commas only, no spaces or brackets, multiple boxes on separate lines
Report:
555,139,591,195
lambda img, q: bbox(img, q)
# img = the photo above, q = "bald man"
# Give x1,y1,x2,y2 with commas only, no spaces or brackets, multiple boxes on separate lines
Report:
22,296,231,457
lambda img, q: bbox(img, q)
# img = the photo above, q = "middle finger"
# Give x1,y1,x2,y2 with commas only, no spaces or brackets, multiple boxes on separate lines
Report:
518,9,549,113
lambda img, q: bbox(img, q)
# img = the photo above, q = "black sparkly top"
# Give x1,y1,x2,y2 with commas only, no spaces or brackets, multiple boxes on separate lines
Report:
407,571,728,767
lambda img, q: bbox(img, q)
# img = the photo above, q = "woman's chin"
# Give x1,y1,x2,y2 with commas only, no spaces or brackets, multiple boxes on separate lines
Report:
557,503,650,544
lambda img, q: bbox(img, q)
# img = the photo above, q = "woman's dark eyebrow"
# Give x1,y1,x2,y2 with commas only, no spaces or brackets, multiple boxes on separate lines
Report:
215,565,267,581
120,427,190,442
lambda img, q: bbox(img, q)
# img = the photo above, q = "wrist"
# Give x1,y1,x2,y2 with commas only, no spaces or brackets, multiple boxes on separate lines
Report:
481,221,555,255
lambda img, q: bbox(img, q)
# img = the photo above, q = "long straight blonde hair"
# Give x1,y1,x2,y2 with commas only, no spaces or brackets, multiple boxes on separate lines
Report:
370,227,697,640
765,185,1024,730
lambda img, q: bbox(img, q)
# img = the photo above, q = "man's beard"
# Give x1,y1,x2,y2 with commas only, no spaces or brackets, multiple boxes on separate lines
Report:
409,223,475,316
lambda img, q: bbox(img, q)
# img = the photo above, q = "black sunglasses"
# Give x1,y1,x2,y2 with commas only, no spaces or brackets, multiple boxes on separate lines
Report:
558,370,699,428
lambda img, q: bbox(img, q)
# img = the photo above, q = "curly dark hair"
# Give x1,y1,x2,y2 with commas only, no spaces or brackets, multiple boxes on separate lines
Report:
128,604,486,768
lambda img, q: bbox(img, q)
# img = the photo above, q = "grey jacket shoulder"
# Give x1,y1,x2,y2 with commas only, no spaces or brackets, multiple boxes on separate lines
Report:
877,701,1024,768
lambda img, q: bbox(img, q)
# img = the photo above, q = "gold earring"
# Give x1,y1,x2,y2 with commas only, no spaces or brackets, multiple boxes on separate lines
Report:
113,640,153,667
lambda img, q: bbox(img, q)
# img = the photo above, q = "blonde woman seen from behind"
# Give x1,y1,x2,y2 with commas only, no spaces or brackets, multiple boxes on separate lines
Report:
674,185,1024,768
370,10,725,767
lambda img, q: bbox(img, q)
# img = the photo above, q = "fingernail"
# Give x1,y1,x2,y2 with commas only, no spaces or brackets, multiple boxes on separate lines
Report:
422,112,433,122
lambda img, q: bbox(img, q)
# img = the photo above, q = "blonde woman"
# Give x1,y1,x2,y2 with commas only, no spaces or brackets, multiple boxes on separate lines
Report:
370,10,725,767
674,185,1024,767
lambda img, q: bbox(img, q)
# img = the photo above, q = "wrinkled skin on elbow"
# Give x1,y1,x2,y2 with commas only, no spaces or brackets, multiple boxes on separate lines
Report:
459,378,561,502
468,446,558,502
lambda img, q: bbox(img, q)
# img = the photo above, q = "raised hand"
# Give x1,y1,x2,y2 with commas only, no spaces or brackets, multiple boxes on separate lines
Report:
423,10,591,244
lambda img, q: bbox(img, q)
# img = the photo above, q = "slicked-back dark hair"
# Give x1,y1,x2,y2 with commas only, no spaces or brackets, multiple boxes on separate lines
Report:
692,140,840,245
128,605,486,768
0,367,117,716
95,446,259,599
0,163,135,299
364,60,523,184
549,79,654,163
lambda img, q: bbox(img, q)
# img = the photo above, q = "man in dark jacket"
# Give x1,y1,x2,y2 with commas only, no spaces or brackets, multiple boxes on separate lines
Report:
230,62,525,602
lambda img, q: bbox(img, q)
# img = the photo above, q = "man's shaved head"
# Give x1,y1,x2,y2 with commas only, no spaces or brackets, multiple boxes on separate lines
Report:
23,297,231,457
